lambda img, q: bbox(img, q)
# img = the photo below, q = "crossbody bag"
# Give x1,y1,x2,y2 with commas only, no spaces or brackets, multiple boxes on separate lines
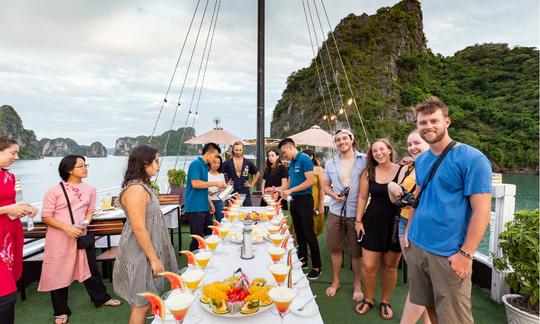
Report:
60,182,95,249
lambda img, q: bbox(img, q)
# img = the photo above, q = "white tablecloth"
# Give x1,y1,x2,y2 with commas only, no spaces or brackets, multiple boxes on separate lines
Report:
152,207,324,324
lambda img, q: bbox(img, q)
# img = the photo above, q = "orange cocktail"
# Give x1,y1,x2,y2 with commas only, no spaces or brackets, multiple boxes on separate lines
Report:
267,246,285,263
204,235,221,251
179,267,205,291
267,225,280,235
268,287,296,323
218,225,229,239
194,250,213,269
165,291,196,323
269,233,284,247
269,264,291,285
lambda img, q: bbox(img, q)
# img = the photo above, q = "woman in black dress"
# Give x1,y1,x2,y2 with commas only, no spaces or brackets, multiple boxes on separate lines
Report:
260,149,288,210
354,139,403,320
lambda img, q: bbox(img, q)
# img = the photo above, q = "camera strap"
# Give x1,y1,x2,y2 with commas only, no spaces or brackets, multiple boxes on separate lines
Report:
417,140,457,201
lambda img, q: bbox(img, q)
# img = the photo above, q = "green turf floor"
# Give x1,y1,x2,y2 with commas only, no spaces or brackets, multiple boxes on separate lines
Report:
15,214,507,323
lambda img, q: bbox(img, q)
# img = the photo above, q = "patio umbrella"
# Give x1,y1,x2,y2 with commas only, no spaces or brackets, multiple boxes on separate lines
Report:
289,125,334,148
184,127,242,145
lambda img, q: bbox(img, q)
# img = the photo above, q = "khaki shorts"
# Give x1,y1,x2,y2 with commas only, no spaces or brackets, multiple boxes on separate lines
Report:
326,212,362,258
406,243,473,324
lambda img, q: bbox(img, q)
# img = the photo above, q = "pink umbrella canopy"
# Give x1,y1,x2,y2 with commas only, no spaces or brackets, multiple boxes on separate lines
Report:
289,125,334,148
184,127,242,145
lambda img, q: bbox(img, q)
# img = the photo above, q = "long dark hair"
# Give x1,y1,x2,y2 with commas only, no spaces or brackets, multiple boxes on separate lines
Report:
122,145,158,187
302,149,320,167
363,139,395,181
0,136,18,152
58,154,85,181
264,149,282,178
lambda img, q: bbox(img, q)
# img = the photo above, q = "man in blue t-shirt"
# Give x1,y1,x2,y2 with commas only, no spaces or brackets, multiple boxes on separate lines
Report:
403,97,492,324
185,142,226,251
278,138,322,280
222,141,260,206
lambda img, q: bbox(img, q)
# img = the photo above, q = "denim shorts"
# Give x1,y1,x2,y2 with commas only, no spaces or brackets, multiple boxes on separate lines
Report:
398,216,408,238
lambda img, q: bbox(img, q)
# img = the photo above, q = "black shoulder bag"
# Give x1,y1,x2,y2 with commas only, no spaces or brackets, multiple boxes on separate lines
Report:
60,182,95,249
391,140,457,243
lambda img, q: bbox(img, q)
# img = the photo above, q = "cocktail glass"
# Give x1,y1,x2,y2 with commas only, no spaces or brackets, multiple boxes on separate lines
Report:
163,289,202,323
267,225,280,235
269,233,285,247
268,287,297,323
178,267,205,293
268,263,291,286
204,235,221,252
193,249,214,271
267,246,285,264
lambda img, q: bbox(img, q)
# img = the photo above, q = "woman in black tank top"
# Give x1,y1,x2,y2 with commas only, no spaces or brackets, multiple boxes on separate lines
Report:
353,139,403,320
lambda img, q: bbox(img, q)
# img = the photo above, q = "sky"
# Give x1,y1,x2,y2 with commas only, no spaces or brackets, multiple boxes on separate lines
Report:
0,0,538,148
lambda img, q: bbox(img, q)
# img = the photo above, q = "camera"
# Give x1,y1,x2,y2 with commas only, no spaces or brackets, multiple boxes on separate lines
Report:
338,186,350,197
394,187,419,209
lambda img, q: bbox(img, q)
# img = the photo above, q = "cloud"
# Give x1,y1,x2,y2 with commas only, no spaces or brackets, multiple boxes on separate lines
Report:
0,0,537,147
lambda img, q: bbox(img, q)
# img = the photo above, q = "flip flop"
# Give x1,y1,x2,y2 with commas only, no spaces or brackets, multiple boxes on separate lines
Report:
101,299,123,307
379,302,394,320
54,314,69,324
325,285,340,297
354,298,375,315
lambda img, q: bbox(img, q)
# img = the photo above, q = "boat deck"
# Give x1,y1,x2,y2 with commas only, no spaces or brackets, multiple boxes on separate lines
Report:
15,214,507,323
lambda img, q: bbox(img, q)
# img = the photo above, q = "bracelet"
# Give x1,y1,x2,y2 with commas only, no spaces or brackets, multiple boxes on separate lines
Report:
458,249,473,260
355,220,363,224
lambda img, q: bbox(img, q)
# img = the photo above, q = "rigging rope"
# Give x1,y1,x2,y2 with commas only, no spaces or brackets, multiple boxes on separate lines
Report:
149,0,202,143
154,0,211,180
319,0,370,146
300,0,332,130
175,0,221,170
305,0,338,130
311,0,351,129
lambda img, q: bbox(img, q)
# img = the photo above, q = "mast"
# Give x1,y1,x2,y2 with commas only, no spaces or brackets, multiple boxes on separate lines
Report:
256,0,265,189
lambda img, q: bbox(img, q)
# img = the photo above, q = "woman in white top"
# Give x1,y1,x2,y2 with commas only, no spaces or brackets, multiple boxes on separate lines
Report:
208,156,226,221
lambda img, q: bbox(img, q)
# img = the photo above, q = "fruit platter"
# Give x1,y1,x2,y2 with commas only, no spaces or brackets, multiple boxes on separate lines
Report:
199,272,275,317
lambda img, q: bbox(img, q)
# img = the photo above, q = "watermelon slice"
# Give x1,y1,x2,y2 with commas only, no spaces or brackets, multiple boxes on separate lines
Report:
287,267,294,289
190,234,208,249
287,249,294,267
180,250,197,266
138,292,165,320
158,271,184,290
279,225,288,235
212,220,221,227
280,234,291,249
208,225,220,236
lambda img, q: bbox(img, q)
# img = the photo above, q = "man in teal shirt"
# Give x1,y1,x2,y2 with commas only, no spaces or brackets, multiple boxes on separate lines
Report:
185,142,226,251
279,138,322,280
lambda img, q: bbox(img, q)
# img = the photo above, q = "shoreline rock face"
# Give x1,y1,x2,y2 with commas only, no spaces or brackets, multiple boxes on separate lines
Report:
270,0,538,172
0,105,41,159
113,127,197,156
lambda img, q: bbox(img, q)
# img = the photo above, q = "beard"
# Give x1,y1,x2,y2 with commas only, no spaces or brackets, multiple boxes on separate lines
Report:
420,129,446,144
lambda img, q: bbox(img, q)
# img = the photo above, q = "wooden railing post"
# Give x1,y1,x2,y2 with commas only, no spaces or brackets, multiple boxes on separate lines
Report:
490,183,516,302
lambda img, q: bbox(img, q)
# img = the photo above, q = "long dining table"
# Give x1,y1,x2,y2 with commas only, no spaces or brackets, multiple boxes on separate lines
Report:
151,206,324,324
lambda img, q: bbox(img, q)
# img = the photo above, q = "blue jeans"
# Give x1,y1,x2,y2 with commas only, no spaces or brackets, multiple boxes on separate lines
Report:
212,199,224,222
398,216,408,238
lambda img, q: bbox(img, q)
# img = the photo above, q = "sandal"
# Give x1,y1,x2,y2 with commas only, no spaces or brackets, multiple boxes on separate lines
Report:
54,314,69,324
101,299,123,307
354,298,375,315
379,302,394,320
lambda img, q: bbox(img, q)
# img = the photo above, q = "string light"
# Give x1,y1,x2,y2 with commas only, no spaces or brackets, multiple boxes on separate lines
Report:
347,98,353,106
330,114,336,121
188,110,193,117
339,108,344,115
195,112,200,118
176,103,181,111
322,115,328,120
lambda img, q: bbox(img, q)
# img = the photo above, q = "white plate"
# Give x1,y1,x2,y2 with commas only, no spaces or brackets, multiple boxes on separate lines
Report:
290,297,318,317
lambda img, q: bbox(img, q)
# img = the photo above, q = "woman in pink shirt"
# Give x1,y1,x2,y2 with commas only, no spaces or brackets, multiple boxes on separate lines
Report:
0,136,37,324
38,155,121,324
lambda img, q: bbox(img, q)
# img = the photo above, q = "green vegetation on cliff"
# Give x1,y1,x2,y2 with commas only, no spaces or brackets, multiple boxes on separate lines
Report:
0,105,41,159
270,0,538,172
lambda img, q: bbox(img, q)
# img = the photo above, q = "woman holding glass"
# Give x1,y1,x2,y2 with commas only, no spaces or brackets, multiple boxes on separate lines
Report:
113,145,178,324
38,155,121,324
208,155,226,222
0,136,37,324
261,149,289,210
